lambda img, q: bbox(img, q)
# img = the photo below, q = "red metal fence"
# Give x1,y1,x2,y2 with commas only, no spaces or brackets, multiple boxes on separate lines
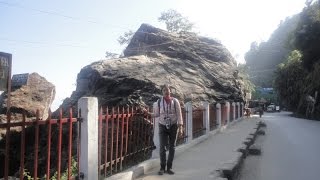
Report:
0,109,79,180
209,104,218,131
235,104,239,119
0,101,244,179
176,107,187,146
230,105,234,122
98,107,155,177
192,108,205,139
221,104,227,125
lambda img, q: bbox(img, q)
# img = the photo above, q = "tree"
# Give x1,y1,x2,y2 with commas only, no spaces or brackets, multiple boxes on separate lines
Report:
117,30,134,45
274,50,307,111
294,0,320,70
105,51,119,59
158,9,194,33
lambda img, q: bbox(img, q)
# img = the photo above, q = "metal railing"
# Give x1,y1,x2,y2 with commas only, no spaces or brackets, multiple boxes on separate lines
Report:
0,109,79,180
98,107,154,178
209,104,218,130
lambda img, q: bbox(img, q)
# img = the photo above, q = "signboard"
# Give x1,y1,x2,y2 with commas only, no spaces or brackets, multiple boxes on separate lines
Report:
12,73,29,88
0,52,12,91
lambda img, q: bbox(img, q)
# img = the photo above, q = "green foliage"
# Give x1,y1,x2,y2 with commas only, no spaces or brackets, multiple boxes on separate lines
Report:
51,158,78,180
23,170,39,180
23,158,78,180
294,0,320,70
237,64,255,95
158,9,194,33
117,30,134,45
274,50,307,110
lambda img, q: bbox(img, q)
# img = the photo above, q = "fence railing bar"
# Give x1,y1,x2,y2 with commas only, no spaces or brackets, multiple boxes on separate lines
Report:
125,106,129,156
67,108,73,180
57,109,63,180
110,107,114,175
33,110,40,180
0,118,78,128
115,107,120,173
20,111,26,180
46,111,52,180
4,110,11,180
120,107,125,171
104,107,109,177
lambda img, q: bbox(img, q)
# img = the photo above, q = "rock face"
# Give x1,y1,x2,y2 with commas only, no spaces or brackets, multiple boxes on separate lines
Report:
0,72,55,120
58,24,244,112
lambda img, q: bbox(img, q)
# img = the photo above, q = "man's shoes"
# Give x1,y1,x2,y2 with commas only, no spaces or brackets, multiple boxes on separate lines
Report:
166,169,175,175
158,169,165,175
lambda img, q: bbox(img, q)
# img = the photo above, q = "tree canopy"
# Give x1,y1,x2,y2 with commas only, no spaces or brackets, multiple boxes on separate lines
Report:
158,9,194,33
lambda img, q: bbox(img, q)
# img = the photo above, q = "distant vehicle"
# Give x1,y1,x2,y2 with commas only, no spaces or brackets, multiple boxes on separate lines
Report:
276,106,280,112
267,104,275,112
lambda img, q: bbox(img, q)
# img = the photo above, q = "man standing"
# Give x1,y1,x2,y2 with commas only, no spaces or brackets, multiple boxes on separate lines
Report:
144,84,183,175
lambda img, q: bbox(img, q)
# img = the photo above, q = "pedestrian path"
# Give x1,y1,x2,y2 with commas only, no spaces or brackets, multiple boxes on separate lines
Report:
136,118,259,180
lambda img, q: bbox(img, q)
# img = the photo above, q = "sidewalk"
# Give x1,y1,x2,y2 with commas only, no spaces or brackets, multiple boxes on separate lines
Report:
135,118,259,180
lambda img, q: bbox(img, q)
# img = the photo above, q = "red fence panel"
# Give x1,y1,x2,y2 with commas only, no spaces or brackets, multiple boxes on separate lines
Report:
176,107,187,146
235,104,239,119
192,108,205,139
229,105,234,122
221,104,227,125
98,106,154,178
209,104,218,131
0,109,79,180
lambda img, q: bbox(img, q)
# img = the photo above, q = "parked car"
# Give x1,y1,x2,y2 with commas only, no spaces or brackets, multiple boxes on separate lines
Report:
267,105,275,112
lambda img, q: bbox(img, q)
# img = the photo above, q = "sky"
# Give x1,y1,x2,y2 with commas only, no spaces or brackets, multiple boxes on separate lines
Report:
0,0,307,110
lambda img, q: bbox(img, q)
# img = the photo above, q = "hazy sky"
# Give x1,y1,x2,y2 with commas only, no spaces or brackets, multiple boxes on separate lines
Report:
0,0,306,110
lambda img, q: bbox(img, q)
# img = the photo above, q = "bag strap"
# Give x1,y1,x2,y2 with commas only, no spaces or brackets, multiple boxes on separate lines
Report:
158,97,177,114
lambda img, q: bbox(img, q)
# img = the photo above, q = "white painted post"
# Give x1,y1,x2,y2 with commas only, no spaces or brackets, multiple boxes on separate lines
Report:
152,102,159,158
185,102,193,142
232,102,236,121
237,102,240,120
226,101,230,125
78,97,99,180
202,101,210,134
216,103,221,128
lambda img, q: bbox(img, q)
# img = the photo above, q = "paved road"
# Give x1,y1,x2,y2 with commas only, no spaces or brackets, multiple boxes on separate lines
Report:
239,112,320,180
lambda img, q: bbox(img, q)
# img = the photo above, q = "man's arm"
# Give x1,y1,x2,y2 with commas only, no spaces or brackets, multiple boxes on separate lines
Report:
175,99,183,126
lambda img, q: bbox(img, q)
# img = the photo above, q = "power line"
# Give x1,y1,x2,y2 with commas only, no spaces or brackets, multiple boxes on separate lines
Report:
0,1,224,55
0,1,129,30
0,37,87,48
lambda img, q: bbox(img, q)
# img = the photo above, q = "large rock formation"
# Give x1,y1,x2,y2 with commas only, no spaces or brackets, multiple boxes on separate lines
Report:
58,24,244,112
0,72,55,121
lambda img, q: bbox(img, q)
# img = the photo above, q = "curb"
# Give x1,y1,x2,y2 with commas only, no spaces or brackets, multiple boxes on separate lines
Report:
217,119,266,180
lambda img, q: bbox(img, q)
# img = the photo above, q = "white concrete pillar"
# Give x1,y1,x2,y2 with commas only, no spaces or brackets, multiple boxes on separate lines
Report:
185,102,193,142
216,103,221,128
232,102,236,121
237,102,240,120
78,97,99,180
152,102,159,158
202,101,210,134
226,101,230,125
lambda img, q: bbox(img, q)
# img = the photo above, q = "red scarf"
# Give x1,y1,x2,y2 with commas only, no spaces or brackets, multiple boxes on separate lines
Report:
164,96,171,104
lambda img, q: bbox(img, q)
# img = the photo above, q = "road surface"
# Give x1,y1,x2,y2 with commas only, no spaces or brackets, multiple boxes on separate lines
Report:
239,112,320,180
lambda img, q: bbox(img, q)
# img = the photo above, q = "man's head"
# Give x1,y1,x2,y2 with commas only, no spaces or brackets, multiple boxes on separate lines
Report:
162,84,171,98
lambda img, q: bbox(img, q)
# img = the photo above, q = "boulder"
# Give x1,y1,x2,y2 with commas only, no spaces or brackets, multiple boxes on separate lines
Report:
56,24,245,114
0,72,55,121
